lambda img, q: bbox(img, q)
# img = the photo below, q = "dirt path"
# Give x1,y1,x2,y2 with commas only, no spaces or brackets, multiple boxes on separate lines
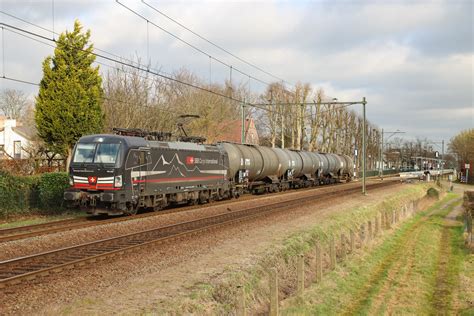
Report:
343,196,463,315
432,202,464,313
342,212,428,315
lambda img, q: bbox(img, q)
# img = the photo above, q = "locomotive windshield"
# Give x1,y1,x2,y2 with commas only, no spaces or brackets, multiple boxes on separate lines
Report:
73,143,121,165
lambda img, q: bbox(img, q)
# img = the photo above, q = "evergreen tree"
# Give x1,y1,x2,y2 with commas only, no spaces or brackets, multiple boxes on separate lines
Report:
35,20,104,167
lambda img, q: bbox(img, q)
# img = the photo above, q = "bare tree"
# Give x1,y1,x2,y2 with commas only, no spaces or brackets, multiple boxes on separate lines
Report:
0,89,29,119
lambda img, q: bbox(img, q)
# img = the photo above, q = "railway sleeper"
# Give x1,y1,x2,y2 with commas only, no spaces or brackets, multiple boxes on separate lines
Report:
25,264,51,270
63,255,88,261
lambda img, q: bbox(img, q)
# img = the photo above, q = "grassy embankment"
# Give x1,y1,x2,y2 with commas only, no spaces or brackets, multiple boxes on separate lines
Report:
0,211,87,229
282,192,473,315
151,183,445,314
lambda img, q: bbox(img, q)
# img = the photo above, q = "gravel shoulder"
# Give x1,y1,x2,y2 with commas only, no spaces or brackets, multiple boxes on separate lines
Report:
1,181,405,315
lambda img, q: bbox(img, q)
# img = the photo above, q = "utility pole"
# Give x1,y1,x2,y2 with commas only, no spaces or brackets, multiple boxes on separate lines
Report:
300,103,304,150
379,129,405,180
241,101,246,144
379,128,384,179
362,97,367,195
281,103,285,149
441,139,444,179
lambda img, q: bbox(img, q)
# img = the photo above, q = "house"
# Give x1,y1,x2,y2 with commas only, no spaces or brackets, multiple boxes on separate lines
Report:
0,117,35,159
212,118,259,145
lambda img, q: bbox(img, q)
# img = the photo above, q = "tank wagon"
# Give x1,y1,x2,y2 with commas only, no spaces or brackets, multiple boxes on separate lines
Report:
64,131,353,215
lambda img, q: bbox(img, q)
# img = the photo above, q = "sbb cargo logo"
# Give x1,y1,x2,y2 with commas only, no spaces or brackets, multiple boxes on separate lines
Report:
88,176,97,184
186,156,194,165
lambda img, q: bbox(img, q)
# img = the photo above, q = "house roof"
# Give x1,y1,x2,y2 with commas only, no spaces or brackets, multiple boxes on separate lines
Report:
12,125,35,140
213,118,259,144
0,117,36,140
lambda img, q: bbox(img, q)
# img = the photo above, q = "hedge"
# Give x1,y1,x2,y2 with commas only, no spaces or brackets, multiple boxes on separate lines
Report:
0,171,69,217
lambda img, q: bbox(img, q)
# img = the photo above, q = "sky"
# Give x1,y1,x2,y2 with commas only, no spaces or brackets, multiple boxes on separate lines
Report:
0,0,472,147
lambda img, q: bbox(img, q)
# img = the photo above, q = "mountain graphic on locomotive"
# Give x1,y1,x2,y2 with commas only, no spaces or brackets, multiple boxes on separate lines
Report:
64,128,354,216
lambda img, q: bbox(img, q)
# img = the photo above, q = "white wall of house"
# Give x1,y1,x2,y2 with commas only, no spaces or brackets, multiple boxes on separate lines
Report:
0,119,30,159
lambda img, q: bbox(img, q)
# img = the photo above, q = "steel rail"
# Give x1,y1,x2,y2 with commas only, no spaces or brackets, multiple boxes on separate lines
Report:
0,181,398,289
0,218,86,236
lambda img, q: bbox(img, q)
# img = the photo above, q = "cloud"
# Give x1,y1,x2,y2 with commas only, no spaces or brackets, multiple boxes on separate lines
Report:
0,0,472,143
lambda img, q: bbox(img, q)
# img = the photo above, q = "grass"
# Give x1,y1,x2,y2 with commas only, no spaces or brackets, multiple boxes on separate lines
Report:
0,210,87,229
149,183,438,314
281,192,472,315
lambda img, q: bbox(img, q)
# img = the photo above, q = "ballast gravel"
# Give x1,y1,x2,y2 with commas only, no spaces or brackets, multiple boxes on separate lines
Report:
0,180,404,315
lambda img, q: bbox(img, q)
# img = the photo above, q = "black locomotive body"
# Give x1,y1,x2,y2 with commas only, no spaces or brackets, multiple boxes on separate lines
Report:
64,133,354,216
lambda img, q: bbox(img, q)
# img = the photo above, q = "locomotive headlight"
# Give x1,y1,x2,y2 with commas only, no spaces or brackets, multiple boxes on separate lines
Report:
114,175,123,188
69,176,74,186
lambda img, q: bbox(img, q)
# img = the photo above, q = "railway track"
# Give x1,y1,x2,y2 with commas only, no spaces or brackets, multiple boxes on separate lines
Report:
0,180,372,243
0,180,399,289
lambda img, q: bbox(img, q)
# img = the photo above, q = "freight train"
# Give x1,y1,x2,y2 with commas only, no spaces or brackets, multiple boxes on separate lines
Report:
64,129,354,215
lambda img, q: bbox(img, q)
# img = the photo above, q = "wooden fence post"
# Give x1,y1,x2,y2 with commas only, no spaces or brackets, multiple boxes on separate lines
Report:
340,233,346,261
367,220,372,243
269,268,279,316
374,216,379,237
359,224,365,246
297,254,304,296
329,237,336,269
236,284,246,316
350,229,355,253
315,243,322,283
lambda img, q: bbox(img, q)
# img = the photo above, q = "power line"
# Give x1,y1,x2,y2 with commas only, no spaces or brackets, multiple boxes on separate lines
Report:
142,0,294,88
0,9,174,78
1,7,296,100
0,75,187,116
116,0,272,87
2,23,176,91
2,23,283,117
0,22,300,118
1,8,281,103
2,75,39,86
1,23,250,103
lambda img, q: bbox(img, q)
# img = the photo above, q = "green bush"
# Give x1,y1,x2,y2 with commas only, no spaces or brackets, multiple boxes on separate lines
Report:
0,171,69,217
427,187,440,199
0,171,40,217
38,172,69,209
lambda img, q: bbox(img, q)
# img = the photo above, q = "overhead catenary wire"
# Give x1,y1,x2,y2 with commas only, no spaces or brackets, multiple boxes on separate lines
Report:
2,26,5,77
0,75,188,117
2,24,166,89
141,0,294,88
116,0,272,87
0,9,284,111
0,9,302,116
2,22,289,119
1,18,354,120
1,7,297,100
1,23,246,102
0,9,174,78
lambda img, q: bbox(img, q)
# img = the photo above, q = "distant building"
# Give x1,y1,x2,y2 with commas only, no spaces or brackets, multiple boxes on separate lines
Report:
213,118,259,145
0,117,35,159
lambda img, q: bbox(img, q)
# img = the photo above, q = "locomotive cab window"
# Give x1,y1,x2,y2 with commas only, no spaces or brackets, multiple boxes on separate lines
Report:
95,143,121,164
72,142,121,166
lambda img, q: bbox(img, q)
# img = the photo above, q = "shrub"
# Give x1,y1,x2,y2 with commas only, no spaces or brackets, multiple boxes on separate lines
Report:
427,187,440,199
0,171,69,217
38,172,69,209
0,171,40,217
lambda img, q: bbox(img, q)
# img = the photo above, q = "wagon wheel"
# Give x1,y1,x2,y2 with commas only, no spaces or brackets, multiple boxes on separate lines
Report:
125,202,138,216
